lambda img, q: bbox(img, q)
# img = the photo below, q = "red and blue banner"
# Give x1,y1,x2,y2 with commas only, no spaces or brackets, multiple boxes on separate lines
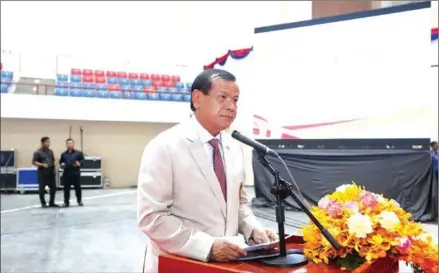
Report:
432,27,438,41
203,47,253,70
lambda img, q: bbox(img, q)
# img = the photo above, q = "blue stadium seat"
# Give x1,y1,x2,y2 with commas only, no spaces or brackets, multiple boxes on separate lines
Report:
121,85,131,91
123,91,134,99
133,86,143,93
171,94,183,102
159,93,172,101
175,82,184,89
71,75,82,83
70,88,83,97
178,88,189,93
54,88,69,96
1,84,9,93
1,77,12,85
83,83,95,89
183,94,191,102
134,91,147,100
56,82,69,88
83,89,96,98
110,91,122,99
119,78,130,86
142,79,153,86
185,83,192,89
57,74,69,82
1,71,14,80
107,77,118,84
131,79,142,86
97,90,110,98
156,87,167,92
168,87,177,93
95,84,108,90
70,83,82,89
147,92,160,101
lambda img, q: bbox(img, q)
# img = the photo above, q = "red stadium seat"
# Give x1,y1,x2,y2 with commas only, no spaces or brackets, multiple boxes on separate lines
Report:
144,86,156,92
106,71,116,77
171,75,181,82
117,72,127,78
140,73,150,80
83,69,93,76
94,70,105,77
95,76,106,83
161,75,170,82
151,74,160,81
164,81,174,88
152,80,162,87
83,75,94,83
71,68,81,75
108,84,121,91
128,72,139,79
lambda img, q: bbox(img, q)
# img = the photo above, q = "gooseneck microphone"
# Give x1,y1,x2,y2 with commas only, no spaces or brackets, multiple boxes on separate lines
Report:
231,130,278,156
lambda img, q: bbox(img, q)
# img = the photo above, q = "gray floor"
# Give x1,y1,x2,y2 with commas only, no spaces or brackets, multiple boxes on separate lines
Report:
1,187,437,272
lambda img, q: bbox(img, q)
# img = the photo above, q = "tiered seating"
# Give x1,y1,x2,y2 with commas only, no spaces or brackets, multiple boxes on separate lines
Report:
0,70,14,93
55,68,192,102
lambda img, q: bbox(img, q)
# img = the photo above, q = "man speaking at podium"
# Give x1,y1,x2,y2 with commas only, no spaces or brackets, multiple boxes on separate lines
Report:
137,69,278,272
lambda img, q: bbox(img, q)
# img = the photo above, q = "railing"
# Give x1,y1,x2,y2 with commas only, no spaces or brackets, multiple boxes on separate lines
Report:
1,81,192,102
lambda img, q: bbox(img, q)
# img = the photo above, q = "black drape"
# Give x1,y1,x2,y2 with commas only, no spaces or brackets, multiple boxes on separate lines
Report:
253,149,438,222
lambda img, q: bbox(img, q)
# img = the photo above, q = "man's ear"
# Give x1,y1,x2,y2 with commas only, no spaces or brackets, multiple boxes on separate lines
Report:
192,90,201,110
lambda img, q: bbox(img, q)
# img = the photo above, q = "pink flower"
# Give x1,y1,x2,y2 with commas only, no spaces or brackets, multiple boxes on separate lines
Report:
325,200,343,218
359,191,379,209
318,197,331,210
396,236,411,254
343,201,359,213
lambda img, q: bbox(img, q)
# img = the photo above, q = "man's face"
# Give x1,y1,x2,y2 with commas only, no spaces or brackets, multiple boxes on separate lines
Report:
433,143,438,151
66,140,74,150
43,140,50,148
192,78,239,133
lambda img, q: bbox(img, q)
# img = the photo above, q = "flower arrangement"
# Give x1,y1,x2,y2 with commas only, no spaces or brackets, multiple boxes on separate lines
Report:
301,183,438,273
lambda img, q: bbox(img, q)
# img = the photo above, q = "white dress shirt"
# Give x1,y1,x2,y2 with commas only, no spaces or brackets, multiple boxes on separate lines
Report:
192,117,226,168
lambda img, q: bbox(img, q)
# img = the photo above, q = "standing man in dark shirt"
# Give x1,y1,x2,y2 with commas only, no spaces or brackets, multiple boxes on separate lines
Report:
59,138,85,207
32,136,59,208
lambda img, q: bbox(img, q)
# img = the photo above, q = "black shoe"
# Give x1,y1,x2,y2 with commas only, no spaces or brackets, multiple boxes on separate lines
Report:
62,203,69,208
49,203,60,208
41,203,48,208
78,201,83,206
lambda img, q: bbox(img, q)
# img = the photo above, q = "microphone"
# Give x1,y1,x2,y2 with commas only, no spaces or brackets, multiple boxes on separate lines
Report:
231,130,278,156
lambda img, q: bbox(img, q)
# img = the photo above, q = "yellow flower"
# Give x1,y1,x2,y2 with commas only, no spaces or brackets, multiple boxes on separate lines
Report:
347,213,373,238
336,184,354,193
378,211,400,232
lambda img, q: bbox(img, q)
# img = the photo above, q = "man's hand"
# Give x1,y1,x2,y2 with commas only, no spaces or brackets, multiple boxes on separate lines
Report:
209,240,247,262
250,228,279,245
42,163,48,168
74,161,80,167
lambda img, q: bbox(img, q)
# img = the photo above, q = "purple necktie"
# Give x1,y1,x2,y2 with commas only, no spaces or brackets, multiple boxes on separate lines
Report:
209,139,227,201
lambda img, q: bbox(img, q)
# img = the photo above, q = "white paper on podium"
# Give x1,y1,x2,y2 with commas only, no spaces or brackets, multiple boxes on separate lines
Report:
243,234,295,252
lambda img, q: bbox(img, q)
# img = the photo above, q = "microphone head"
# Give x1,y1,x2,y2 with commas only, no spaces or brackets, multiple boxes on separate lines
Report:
231,130,240,138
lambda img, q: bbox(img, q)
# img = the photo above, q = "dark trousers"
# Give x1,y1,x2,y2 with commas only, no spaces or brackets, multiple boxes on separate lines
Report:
38,168,56,205
62,172,82,204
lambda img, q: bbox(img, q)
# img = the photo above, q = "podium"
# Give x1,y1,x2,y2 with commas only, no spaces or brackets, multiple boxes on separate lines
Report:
158,235,399,273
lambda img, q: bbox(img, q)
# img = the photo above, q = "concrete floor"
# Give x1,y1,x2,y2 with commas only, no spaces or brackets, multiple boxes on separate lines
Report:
1,187,437,272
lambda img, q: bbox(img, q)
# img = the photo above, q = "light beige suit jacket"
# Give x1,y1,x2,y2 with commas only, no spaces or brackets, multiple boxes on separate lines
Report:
137,118,262,273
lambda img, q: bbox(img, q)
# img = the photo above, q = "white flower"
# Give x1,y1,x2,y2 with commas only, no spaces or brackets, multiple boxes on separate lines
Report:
374,194,385,203
379,211,401,232
336,184,354,193
347,214,373,238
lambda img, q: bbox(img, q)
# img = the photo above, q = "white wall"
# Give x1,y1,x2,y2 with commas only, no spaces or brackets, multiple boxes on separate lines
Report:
1,1,313,79
253,2,434,139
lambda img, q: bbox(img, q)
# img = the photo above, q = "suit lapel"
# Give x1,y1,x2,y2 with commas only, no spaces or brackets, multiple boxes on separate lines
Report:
186,124,227,218
222,139,235,222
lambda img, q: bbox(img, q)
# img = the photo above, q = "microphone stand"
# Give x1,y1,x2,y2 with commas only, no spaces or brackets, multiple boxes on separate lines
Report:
257,153,308,268
257,153,341,268
1,152,14,194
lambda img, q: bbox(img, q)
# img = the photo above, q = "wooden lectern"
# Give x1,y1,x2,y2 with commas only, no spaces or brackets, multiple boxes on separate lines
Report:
158,235,399,273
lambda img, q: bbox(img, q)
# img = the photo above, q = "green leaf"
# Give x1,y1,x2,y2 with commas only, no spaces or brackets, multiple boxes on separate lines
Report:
336,252,366,270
